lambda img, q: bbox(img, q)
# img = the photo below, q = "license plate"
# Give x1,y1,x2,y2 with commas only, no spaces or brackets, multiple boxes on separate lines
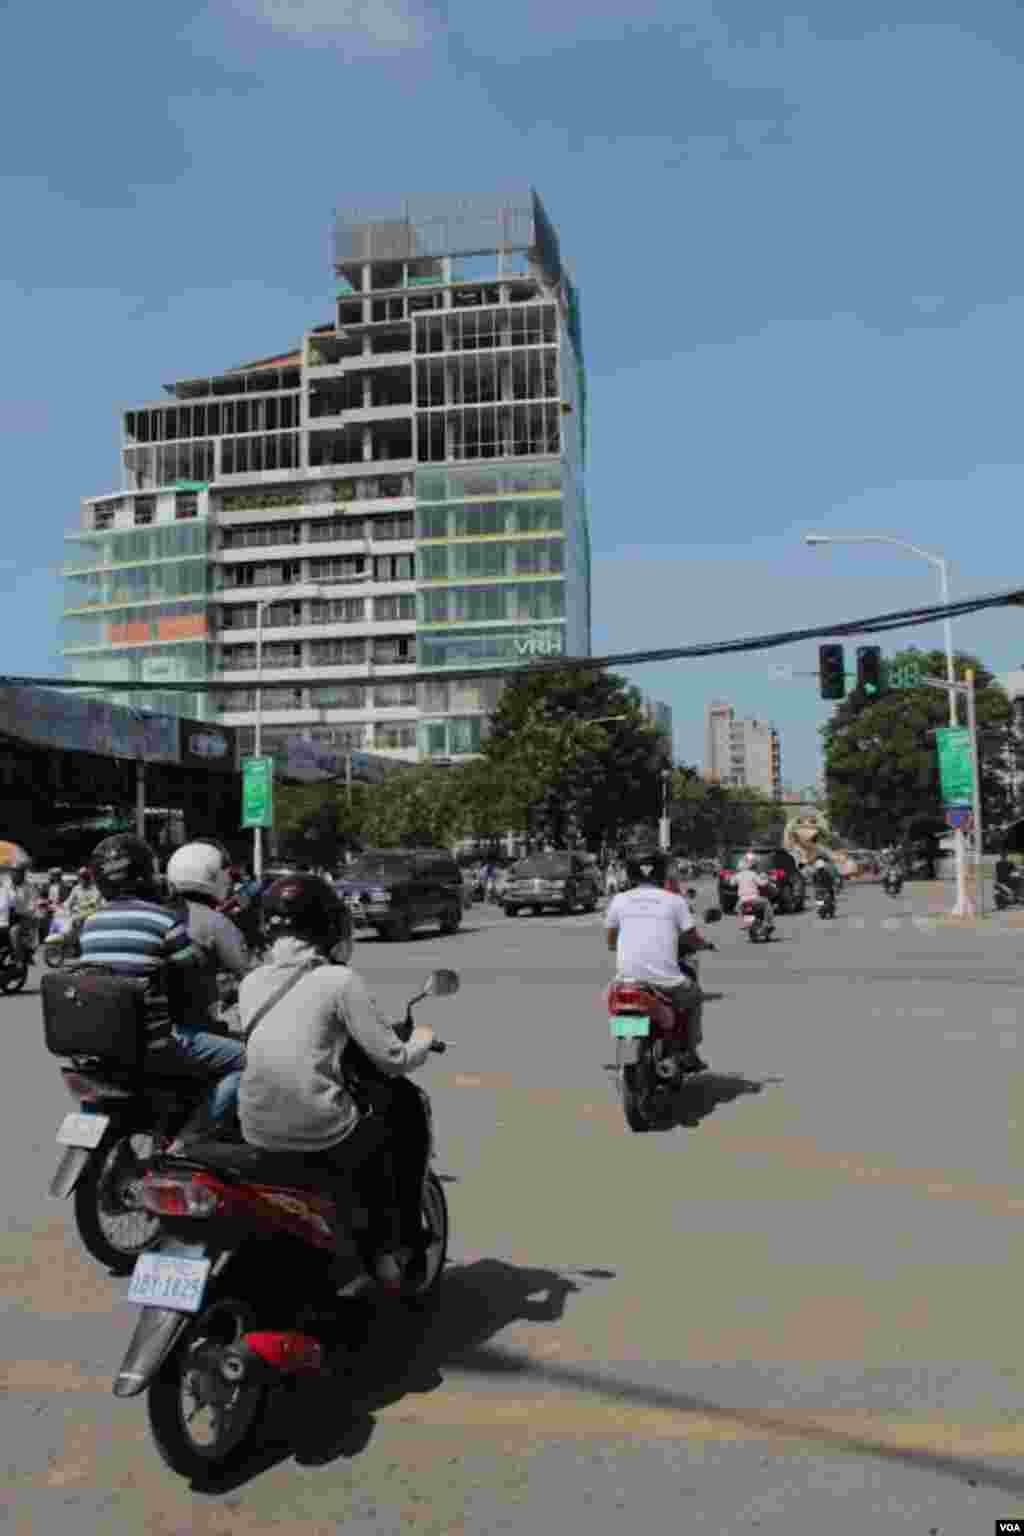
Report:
127,1252,211,1313
56,1111,110,1149
610,1014,650,1039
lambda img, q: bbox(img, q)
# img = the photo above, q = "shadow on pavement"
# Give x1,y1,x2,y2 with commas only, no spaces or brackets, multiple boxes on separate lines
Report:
190,1258,613,1490
600,1068,777,1132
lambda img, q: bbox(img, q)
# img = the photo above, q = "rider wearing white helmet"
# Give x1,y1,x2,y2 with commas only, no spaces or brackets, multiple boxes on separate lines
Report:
166,840,250,1032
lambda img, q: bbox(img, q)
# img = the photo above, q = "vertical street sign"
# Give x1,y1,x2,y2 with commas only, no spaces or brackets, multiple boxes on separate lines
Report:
935,726,972,806
241,756,274,829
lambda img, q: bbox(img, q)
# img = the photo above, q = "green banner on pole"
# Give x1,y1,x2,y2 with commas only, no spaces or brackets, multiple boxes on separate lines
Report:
936,727,972,805
242,756,274,828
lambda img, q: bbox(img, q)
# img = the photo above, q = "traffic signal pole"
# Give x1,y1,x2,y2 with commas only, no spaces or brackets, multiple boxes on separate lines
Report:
921,668,980,917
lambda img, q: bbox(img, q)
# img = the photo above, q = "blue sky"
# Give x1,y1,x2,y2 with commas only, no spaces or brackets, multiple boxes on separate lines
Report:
4,0,1024,785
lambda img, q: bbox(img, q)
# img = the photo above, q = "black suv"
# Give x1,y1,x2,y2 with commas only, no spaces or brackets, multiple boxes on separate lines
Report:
718,847,806,915
336,849,463,941
502,852,602,916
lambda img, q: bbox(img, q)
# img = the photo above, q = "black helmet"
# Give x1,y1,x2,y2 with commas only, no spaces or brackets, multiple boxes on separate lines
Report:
92,834,159,900
625,848,668,887
263,873,351,950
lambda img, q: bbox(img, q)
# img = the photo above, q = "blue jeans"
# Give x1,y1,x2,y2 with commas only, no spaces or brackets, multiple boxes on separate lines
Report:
169,1027,244,1121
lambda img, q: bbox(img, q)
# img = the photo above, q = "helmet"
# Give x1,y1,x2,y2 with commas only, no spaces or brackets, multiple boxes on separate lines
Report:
263,874,351,952
624,848,668,887
166,840,231,903
742,851,758,869
92,834,159,900
78,866,94,882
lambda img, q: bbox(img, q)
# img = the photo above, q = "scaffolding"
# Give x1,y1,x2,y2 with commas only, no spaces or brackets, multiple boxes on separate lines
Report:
332,188,562,285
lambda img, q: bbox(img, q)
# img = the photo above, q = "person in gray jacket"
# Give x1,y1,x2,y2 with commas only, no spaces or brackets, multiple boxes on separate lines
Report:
165,840,249,1129
238,874,434,1292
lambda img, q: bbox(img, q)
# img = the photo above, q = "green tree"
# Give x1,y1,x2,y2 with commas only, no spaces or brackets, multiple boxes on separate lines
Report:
358,764,466,849
274,780,365,866
667,767,782,855
483,665,669,849
822,646,1011,848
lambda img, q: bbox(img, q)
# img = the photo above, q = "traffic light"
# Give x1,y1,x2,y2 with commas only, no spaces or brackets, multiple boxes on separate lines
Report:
857,645,884,697
819,644,846,701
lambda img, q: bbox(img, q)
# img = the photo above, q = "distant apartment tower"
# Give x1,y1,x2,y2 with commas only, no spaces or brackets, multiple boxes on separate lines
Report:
704,699,781,796
61,189,590,767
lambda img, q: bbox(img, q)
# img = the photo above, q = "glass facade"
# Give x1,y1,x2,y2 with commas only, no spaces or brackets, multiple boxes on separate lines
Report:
61,519,213,721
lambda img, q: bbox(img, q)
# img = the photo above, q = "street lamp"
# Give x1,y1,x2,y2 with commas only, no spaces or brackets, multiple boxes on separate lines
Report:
251,574,371,879
804,531,969,912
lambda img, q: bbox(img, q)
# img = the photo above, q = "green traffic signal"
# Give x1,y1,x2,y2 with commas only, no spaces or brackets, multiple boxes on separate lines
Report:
856,645,883,696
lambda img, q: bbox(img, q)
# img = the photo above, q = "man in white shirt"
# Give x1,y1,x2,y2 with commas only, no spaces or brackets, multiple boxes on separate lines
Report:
605,849,710,1070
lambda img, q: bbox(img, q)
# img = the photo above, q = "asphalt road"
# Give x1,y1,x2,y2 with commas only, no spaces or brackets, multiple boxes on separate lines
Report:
3,880,1023,1535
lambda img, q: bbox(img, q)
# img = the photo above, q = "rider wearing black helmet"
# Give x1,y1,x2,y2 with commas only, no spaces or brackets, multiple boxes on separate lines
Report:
79,834,244,1128
238,874,435,1292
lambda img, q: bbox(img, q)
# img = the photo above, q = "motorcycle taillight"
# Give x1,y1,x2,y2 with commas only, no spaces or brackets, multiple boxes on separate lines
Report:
609,985,653,1011
141,1173,224,1218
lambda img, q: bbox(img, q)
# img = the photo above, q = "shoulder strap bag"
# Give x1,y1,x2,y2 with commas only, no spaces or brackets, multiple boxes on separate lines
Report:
242,958,322,1044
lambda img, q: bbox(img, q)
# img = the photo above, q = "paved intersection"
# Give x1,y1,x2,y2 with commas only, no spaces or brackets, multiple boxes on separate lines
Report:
2,880,1022,1534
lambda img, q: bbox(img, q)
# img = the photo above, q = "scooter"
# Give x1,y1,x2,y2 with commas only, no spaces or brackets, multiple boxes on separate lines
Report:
739,885,776,943
815,887,836,919
883,867,904,897
0,925,32,993
43,911,80,968
994,879,1024,911
608,912,721,1132
110,969,458,1480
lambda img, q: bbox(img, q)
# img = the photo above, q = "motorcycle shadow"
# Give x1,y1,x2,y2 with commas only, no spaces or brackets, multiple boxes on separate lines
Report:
671,1071,778,1130
193,1258,612,1489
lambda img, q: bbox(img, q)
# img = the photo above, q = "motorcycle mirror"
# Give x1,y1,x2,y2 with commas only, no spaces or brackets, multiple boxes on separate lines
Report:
424,968,460,998
703,907,723,923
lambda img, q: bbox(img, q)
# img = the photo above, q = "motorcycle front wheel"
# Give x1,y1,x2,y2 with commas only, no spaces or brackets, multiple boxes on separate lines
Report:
43,943,64,969
73,1130,162,1274
148,1298,266,1480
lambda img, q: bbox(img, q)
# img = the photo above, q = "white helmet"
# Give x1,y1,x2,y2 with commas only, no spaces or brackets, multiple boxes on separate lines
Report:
166,840,230,903
742,851,758,868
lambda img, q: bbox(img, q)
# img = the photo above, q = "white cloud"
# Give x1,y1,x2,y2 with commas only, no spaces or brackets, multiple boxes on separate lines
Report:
224,0,432,49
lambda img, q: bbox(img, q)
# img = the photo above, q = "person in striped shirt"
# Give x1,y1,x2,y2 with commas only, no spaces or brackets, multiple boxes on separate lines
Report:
81,835,244,1125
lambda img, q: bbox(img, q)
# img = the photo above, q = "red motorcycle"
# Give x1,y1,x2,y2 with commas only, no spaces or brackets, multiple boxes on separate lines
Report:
607,906,722,1132
110,969,458,1480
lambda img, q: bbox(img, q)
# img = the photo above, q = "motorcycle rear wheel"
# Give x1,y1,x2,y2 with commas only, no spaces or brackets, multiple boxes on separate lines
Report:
0,964,28,993
620,1065,652,1133
74,1131,161,1274
148,1298,265,1480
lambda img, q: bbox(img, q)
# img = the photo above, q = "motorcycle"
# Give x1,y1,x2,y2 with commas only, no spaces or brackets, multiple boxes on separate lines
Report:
608,914,721,1133
111,969,457,1480
882,868,904,897
49,1059,219,1273
0,924,32,993
739,884,776,942
43,910,79,969
994,878,1024,911
815,886,836,919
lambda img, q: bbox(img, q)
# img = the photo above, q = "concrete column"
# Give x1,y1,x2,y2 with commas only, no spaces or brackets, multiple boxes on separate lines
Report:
362,428,373,462
363,375,373,408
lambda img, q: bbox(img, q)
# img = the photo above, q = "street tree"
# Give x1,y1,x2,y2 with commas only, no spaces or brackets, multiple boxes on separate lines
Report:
667,767,782,855
822,646,1011,849
483,665,669,849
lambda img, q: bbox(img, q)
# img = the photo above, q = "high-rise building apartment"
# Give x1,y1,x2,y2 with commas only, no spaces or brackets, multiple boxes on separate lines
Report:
704,699,781,796
61,190,590,767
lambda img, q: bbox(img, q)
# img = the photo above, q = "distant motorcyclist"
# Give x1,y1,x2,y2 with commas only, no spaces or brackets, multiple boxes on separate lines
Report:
811,855,836,894
735,851,773,924
0,862,35,963
995,852,1021,900
605,848,713,1072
